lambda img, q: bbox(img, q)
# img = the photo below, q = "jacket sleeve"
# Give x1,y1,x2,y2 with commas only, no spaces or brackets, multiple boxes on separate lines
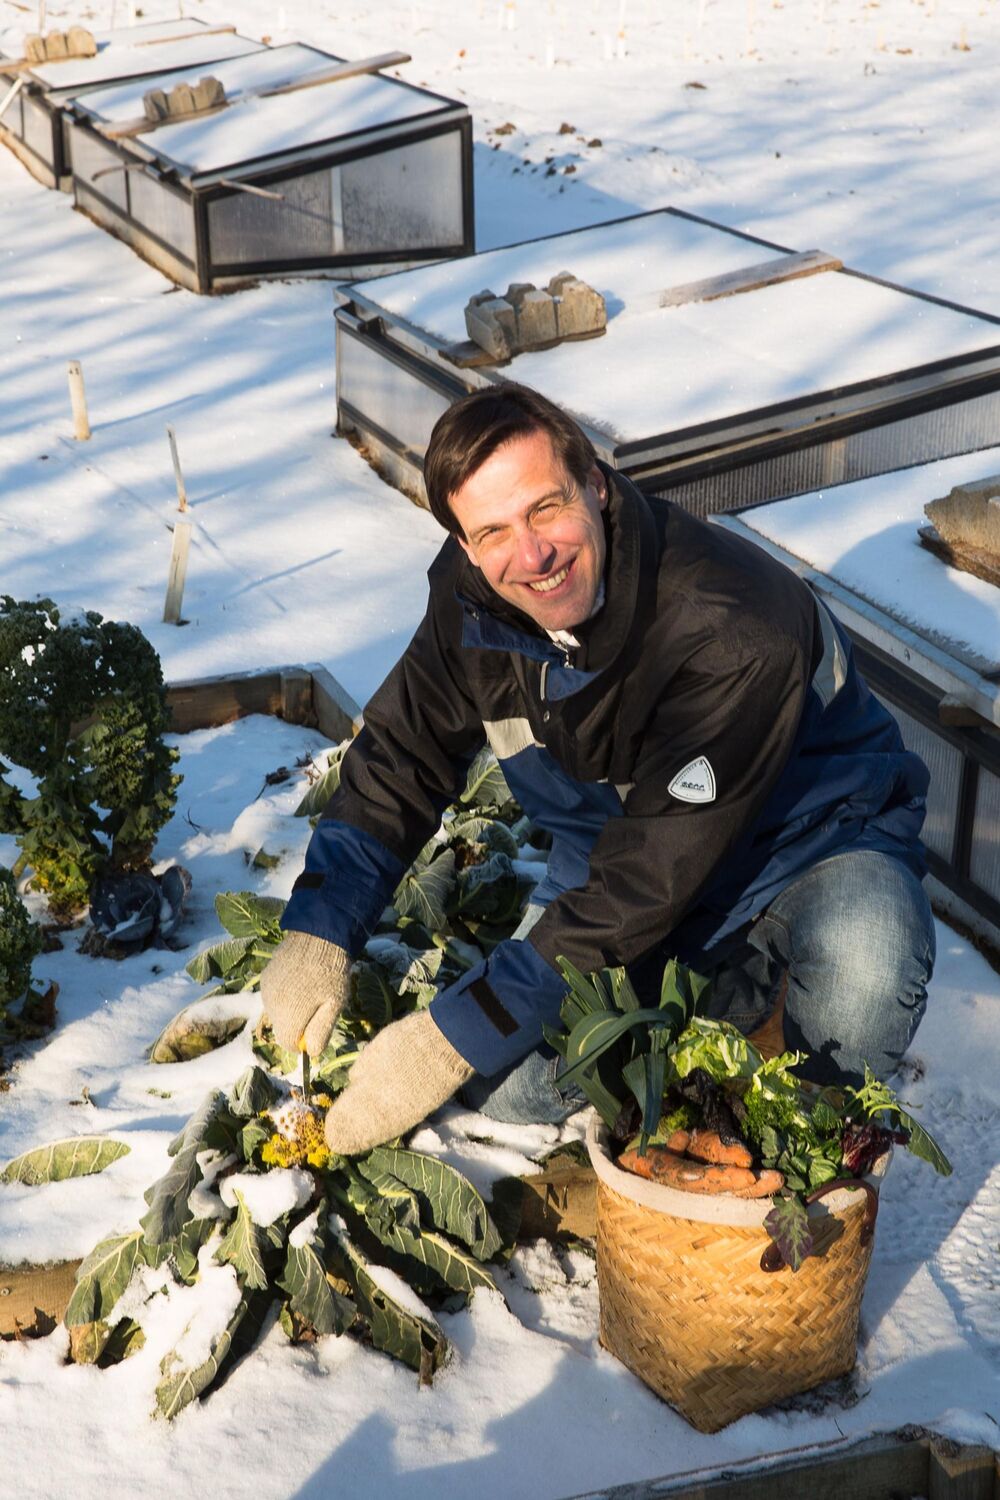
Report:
430,616,813,1075
281,598,485,953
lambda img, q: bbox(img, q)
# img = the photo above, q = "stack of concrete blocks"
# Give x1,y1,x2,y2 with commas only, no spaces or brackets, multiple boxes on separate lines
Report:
23,28,97,62
924,476,1000,584
143,76,226,123
464,270,606,361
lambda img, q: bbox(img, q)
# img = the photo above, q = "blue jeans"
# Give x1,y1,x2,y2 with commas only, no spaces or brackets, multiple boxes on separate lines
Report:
461,849,935,1123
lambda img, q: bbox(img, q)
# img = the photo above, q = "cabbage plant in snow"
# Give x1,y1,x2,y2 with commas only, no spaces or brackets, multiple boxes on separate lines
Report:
64,1061,519,1415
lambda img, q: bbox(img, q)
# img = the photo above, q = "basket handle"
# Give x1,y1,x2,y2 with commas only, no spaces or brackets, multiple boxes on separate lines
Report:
759,1178,880,1274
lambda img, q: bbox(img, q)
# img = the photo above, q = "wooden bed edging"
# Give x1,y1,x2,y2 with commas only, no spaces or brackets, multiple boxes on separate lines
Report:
165,661,363,742
559,1429,999,1500
0,1257,81,1339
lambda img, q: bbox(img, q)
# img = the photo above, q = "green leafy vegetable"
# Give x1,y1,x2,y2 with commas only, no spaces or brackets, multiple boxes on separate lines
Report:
1,1135,130,1185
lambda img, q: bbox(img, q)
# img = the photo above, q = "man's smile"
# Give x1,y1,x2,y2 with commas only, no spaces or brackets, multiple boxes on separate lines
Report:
526,560,573,594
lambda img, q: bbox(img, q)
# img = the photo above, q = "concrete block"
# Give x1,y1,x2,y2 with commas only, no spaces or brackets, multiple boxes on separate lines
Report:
143,88,170,123
546,269,578,296
191,75,225,111
44,31,68,60
515,288,558,346
66,26,97,58
504,282,535,311
926,477,1000,557
553,277,607,337
168,82,197,117
24,34,46,63
465,295,516,360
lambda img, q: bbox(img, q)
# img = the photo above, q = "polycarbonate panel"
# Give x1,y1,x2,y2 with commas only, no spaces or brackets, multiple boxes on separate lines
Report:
340,131,463,253
20,93,53,164
648,386,1000,516
338,329,451,457
970,766,1000,901
70,126,128,212
875,699,962,863
128,171,196,263
207,168,334,266
4,87,24,139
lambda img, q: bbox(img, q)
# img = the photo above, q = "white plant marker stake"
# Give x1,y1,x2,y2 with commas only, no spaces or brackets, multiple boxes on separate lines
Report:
545,35,555,66
127,0,136,22
67,361,90,440
166,424,188,512
163,521,191,624
38,0,45,34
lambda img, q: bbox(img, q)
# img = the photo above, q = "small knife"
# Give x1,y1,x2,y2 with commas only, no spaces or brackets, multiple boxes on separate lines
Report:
298,1034,311,1104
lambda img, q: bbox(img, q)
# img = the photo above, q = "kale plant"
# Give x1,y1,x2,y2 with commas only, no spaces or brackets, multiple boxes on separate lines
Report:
0,598,180,917
0,865,53,1049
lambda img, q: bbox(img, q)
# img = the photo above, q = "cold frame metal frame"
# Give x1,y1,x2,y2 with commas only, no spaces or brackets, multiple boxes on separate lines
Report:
64,76,474,294
333,206,1000,512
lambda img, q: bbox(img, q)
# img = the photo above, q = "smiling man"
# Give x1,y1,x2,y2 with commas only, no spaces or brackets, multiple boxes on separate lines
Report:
263,384,935,1156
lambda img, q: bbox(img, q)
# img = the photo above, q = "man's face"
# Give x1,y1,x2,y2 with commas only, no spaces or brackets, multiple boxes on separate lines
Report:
450,428,608,632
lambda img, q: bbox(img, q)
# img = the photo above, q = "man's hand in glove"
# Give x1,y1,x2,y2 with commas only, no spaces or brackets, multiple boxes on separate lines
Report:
324,1009,474,1156
260,930,352,1056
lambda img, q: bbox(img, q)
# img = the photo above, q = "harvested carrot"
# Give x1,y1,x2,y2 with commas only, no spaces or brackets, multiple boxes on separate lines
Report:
662,1128,690,1155
686,1128,753,1170
729,1169,785,1199
618,1147,758,1195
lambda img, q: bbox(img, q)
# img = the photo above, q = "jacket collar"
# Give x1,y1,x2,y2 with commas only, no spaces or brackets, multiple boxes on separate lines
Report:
452,464,657,674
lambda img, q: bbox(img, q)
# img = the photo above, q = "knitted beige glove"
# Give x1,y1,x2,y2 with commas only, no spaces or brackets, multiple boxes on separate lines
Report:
260,930,352,1056
324,1009,474,1157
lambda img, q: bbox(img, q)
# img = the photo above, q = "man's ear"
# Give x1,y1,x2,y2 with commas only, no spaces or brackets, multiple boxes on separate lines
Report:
455,533,479,566
589,463,608,510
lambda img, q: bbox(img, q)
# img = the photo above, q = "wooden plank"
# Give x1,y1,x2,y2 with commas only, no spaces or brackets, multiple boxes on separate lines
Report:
166,667,284,733
562,1433,931,1500
0,1259,81,1339
102,49,411,140
656,249,842,311
280,668,314,727
928,1439,997,1500
166,423,187,511
919,523,1000,590
308,664,363,742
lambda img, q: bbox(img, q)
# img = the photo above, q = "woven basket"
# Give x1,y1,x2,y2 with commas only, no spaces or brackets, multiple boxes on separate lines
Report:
586,1116,889,1432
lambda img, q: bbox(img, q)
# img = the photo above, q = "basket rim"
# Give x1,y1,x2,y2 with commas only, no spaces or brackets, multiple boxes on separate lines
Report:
585,1115,890,1228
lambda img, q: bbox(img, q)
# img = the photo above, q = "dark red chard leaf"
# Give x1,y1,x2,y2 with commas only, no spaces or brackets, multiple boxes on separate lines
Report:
763,1193,814,1272
841,1122,909,1177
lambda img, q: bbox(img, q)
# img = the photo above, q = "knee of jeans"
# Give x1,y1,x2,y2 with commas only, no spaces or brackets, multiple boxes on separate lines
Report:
787,863,935,1015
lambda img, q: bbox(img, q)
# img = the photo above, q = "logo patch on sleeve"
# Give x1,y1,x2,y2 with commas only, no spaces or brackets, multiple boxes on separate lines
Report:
668,756,716,804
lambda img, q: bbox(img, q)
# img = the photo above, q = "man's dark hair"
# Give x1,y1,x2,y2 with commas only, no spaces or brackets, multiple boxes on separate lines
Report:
423,383,599,535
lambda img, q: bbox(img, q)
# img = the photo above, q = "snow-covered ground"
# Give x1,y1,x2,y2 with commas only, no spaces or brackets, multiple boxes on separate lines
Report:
2,0,1000,1495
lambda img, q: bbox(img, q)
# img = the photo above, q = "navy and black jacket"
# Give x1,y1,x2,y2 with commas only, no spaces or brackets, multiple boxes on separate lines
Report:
282,471,929,1077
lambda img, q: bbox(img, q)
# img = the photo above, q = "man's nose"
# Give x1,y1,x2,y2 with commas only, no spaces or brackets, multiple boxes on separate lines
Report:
516,525,555,574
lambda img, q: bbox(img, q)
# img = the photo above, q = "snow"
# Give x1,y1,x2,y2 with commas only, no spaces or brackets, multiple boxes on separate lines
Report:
73,41,337,126
3,0,1000,1494
219,1166,312,1225
33,32,264,95
735,446,1000,672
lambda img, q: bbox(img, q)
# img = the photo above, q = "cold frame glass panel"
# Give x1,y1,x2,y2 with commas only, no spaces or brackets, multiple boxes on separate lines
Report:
970,766,1000,902
20,93,53,165
876,700,962,864
653,388,1000,517
338,327,451,459
128,171,196,264
70,126,128,212
339,131,463,254
206,167,333,267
